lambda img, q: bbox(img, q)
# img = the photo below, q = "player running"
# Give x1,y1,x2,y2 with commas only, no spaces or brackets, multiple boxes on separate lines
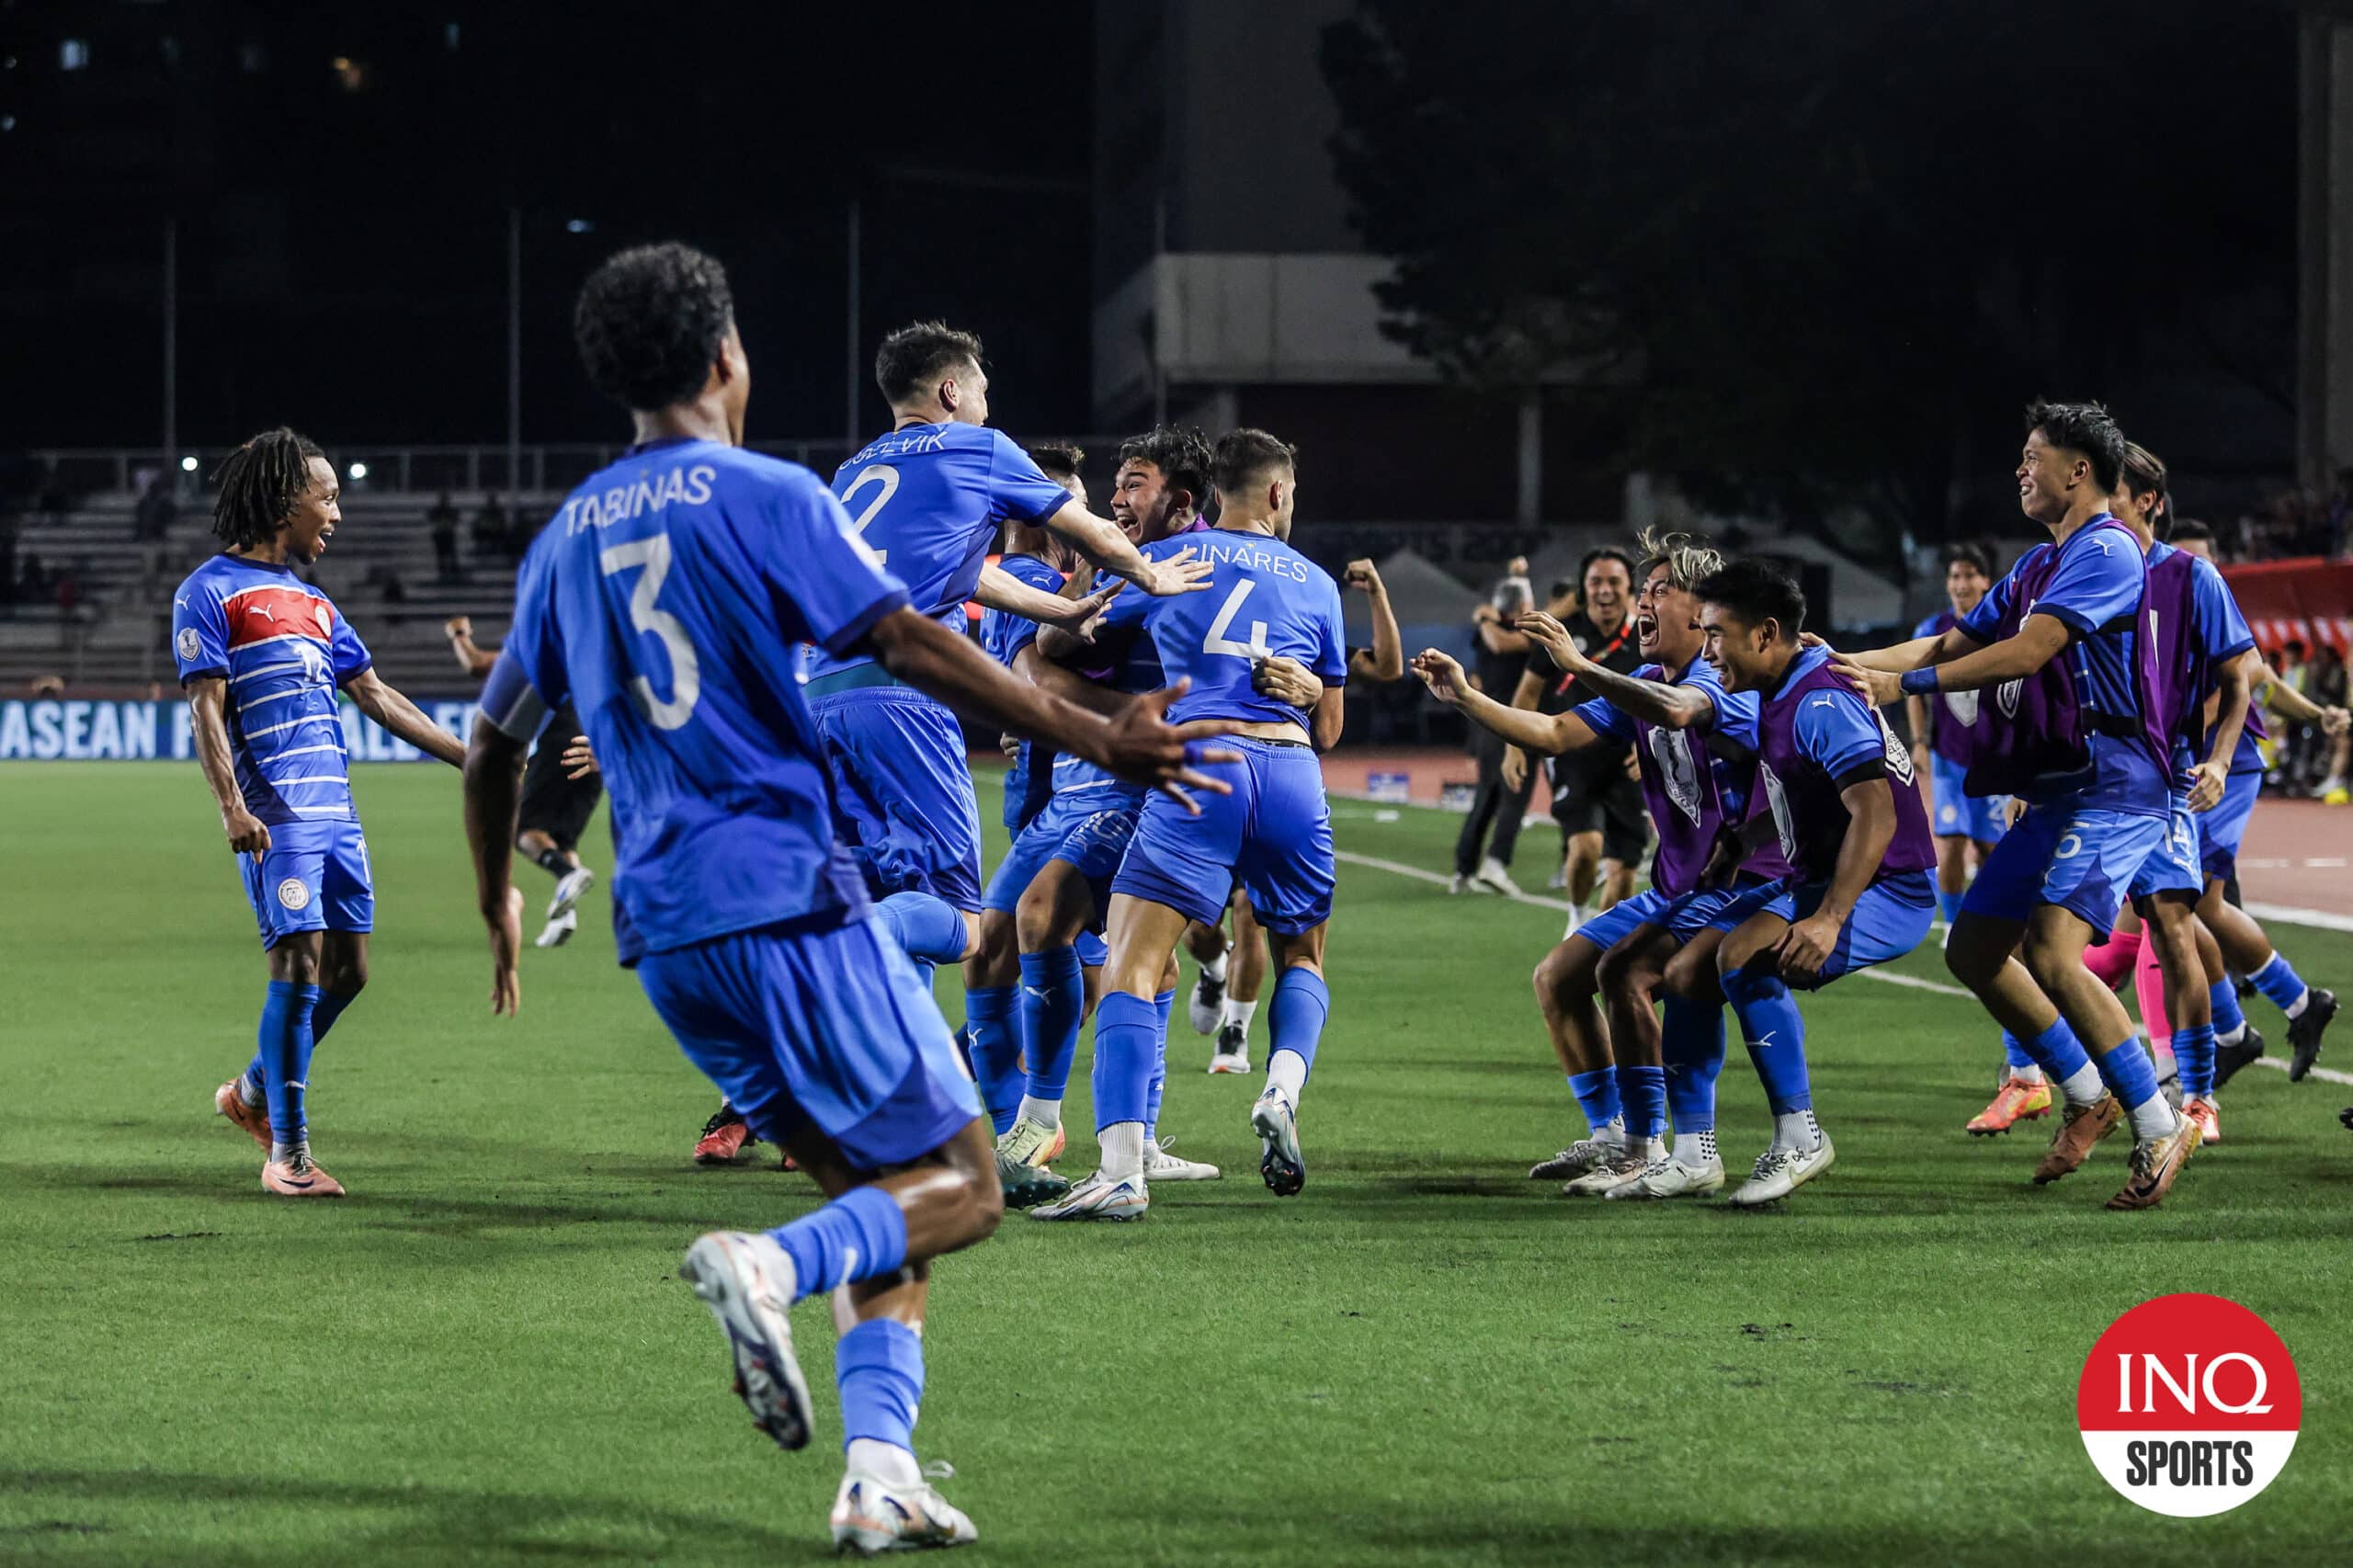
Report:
1033,428,1347,1219
447,615,602,948
462,243,1231,1551
177,426,467,1198
1672,560,1936,1205
1836,402,2197,1210
1415,531,1780,1199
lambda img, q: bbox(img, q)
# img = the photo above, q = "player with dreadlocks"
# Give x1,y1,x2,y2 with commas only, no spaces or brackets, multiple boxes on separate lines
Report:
173,426,469,1197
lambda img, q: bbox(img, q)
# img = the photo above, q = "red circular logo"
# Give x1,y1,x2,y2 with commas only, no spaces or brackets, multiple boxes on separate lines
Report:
2077,1293,2300,1517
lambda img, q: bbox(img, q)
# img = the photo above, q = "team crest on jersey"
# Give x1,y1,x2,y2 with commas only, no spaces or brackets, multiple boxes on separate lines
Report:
1648,727,1703,824
312,602,334,637
1944,689,1978,726
1996,677,2024,719
1874,709,1916,786
176,627,202,663
1759,761,1799,863
277,878,311,911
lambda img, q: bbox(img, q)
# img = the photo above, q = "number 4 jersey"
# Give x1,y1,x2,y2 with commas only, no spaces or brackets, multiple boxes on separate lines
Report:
484,437,911,958
1095,527,1347,725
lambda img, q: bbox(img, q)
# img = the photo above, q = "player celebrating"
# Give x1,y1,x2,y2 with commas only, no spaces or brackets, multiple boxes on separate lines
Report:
1034,428,1347,1219
177,426,467,1198
1835,402,2196,1210
447,616,601,948
463,243,1230,1551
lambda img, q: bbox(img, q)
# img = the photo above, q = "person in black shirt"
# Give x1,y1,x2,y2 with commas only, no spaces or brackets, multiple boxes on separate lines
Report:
1451,562,1537,892
1503,548,1650,931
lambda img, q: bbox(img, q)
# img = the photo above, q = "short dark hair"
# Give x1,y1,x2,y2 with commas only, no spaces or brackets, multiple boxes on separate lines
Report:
1117,425,1215,513
1211,427,1297,497
2284,638,2308,656
1027,441,1085,485
2165,515,2213,544
1944,541,1995,578
875,321,983,405
1548,578,1575,601
1579,546,1637,584
2120,439,2168,514
2026,399,2126,494
212,426,326,550
1694,558,1807,640
574,244,735,413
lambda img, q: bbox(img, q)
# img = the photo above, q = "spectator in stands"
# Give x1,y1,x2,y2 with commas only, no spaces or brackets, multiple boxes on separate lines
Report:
2302,645,2349,797
428,492,461,580
133,472,178,541
472,496,509,562
17,551,48,604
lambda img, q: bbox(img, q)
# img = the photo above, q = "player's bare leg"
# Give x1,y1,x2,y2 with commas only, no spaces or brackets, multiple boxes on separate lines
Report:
2136,892,2219,1140
1211,892,1269,1073
1529,932,1620,1180
1562,828,1603,931
1182,913,1230,1034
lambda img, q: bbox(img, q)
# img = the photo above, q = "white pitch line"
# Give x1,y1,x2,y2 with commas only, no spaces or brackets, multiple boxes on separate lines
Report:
1330,848,2353,1087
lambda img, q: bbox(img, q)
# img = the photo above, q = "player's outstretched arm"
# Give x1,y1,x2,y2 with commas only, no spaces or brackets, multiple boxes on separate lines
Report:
186,676,270,855
444,617,499,679
870,607,1237,811
1349,560,1405,682
1014,642,1128,719
1413,649,1595,756
1836,614,2070,708
977,562,1115,633
1824,628,1967,674
1041,498,1213,597
1518,610,1715,730
2256,653,2349,733
461,716,528,1016
342,668,466,767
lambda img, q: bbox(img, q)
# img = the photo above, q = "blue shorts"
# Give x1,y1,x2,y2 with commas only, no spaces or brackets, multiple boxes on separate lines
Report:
1113,738,1334,934
1712,869,1936,988
1961,802,2166,937
636,915,982,1172
238,818,373,949
983,787,1140,966
2198,770,2262,884
1575,882,1749,952
813,686,984,913
1929,752,2007,844
2128,794,2204,900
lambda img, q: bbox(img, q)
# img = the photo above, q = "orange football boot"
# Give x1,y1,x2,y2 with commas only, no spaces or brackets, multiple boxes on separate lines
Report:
261,1152,346,1198
2180,1096,2220,1147
2107,1119,2201,1210
215,1079,271,1151
1967,1076,2052,1136
2031,1094,2122,1184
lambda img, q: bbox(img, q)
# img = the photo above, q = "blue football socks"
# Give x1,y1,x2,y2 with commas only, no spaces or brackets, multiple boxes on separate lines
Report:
2210,977,2248,1040
767,1185,907,1301
256,980,322,1152
1721,965,1811,1115
1018,947,1085,1102
2173,1021,2218,1102
1616,1063,1667,1142
2248,953,2310,1017
1660,996,1725,1135
835,1317,925,1457
1092,992,1158,1131
962,985,1022,1135
1937,889,1965,924
1568,1069,1620,1133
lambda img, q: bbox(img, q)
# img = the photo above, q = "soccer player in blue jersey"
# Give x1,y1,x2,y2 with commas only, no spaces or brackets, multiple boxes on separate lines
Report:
1033,428,1347,1220
994,429,1229,1202
1836,402,2198,1210
462,244,1230,1551
1683,561,1938,1205
2169,521,2343,1087
1413,532,1772,1200
176,427,467,1198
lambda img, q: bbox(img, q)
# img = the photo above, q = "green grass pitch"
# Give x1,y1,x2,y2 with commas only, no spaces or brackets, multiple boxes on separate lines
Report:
3,760,2349,1566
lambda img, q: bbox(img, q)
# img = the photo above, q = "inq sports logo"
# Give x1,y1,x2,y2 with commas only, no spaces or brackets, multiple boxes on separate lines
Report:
2076,1293,2300,1517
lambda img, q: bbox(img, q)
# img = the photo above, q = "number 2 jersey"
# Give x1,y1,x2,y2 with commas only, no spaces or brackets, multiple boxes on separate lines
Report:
171,553,373,825
483,437,911,958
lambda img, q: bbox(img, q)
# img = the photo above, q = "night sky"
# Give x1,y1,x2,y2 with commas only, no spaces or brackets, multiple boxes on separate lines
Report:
0,1,1097,450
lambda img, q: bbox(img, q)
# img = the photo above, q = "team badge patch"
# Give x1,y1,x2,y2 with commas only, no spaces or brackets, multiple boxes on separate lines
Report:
176,628,202,663
277,878,312,911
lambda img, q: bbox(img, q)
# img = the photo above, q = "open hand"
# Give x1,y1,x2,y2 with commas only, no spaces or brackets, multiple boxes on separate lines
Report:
1829,653,1904,707
561,734,597,779
1413,648,1468,703
1140,549,1214,597
1094,680,1240,812
1777,911,1843,980
1516,610,1581,670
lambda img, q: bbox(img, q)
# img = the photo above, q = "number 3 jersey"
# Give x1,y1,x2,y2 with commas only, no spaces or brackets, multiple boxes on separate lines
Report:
171,553,373,825
1752,644,1936,886
806,421,1072,683
483,437,911,957
1094,527,1347,726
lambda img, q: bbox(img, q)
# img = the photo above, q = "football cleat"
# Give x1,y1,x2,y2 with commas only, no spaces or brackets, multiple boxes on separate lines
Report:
1723,1136,1836,1208
2156,1063,2183,1114
1207,1021,1250,1074
1188,963,1226,1035
1143,1138,1222,1182
2106,1118,2202,1210
830,1470,977,1556
1604,1153,1726,1200
1029,1170,1148,1221
1561,1148,1649,1198
1966,1075,2053,1136
994,1121,1073,1210
215,1078,271,1151
1529,1138,1621,1181
2031,1094,2122,1185
2287,988,2337,1082
1447,873,1472,895
677,1231,813,1451
261,1151,346,1198
534,909,579,948
1471,856,1518,897
2181,1096,2221,1147
694,1106,755,1166
547,863,596,921
1251,1088,1306,1197
2211,1023,2267,1089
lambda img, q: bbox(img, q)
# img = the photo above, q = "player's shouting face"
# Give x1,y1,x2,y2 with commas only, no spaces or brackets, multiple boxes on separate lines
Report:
280,457,342,565
1111,460,1181,544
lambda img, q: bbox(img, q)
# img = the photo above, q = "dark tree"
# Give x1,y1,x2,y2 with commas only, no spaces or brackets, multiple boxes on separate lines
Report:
1322,0,2294,565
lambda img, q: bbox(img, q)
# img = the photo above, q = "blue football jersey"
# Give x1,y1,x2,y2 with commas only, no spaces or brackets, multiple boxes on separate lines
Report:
808,422,1070,681
979,551,1064,825
1095,527,1346,727
483,437,910,958
171,554,373,825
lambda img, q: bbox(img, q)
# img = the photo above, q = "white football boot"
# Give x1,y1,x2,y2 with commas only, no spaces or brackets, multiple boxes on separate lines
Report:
1723,1135,1837,1208
677,1232,813,1450
1029,1170,1149,1221
830,1470,977,1555
547,863,596,920
1143,1137,1222,1181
